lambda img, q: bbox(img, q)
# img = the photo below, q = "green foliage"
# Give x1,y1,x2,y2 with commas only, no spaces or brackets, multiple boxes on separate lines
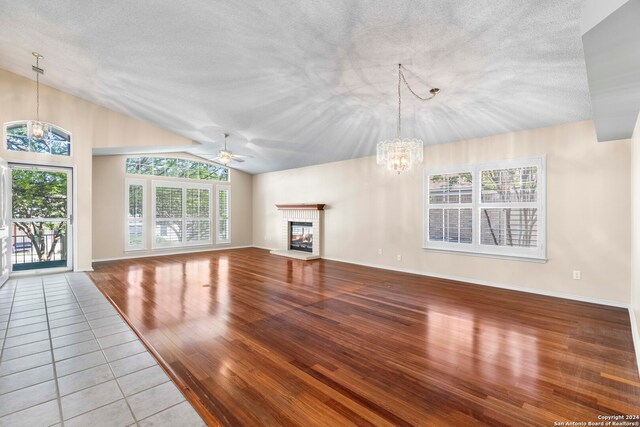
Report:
126,157,229,181
481,167,537,202
6,124,71,156
12,169,68,262
12,170,67,219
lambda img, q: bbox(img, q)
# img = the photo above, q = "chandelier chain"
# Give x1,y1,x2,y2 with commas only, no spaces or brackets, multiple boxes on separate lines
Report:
35,55,40,121
396,64,438,138
399,66,439,102
397,64,401,137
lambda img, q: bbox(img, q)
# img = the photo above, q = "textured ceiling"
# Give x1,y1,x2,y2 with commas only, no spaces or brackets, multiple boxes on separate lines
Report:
0,0,591,174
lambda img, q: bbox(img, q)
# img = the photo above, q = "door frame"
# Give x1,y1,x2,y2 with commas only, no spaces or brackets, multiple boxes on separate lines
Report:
0,158,9,287
9,162,76,275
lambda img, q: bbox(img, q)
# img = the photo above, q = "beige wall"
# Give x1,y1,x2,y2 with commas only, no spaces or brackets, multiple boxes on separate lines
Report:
631,113,640,367
0,68,193,271
253,120,631,305
92,153,253,260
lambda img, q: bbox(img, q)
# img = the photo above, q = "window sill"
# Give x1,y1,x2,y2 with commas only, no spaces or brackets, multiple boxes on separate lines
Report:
124,248,147,253
151,242,214,250
423,247,547,263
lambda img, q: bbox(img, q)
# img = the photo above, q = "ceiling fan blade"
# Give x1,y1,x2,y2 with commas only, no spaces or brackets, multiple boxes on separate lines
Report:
231,158,245,163
193,152,252,160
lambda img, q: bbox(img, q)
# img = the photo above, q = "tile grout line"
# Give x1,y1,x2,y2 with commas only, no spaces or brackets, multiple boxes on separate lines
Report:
40,275,67,427
1,347,151,400
133,396,187,424
2,275,201,425
0,280,18,361
0,279,72,423
65,273,141,427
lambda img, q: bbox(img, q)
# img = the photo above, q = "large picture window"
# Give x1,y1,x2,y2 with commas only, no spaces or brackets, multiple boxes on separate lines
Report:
152,181,212,248
425,157,545,260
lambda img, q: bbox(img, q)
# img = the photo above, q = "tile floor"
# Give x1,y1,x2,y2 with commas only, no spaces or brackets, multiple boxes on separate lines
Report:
0,273,205,427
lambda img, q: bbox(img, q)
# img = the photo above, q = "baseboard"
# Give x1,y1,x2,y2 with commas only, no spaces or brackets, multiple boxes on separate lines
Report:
92,245,254,263
629,308,640,376
315,254,628,309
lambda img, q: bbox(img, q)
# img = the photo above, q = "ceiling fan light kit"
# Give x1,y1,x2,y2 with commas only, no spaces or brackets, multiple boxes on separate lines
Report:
212,133,246,165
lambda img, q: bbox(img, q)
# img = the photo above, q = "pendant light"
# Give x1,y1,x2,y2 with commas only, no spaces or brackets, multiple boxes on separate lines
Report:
27,52,50,140
377,64,440,174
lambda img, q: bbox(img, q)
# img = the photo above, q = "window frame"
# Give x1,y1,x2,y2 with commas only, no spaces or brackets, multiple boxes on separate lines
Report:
125,156,229,182
4,121,73,157
124,178,146,251
151,180,213,249
216,184,231,244
424,156,546,261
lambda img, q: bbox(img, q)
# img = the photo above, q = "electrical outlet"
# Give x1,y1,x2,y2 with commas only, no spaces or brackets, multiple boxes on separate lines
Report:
396,255,402,261
378,248,383,255
573,270,581,280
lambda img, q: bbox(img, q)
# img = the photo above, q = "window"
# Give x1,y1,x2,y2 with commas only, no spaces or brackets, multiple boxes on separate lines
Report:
126,157,228,181
125,179,146,250
216,185,230,244
5,122,71,156
425,157,545,260
186,188,211,242
152,181,212,248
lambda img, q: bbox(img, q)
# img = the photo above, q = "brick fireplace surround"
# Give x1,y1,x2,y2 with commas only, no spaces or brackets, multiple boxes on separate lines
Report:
270,204,324,260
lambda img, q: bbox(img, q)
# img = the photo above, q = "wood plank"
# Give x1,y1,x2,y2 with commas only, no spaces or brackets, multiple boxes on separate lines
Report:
88,248,640,426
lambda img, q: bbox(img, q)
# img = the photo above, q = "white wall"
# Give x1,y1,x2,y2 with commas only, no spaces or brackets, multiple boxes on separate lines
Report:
630,112,640,369
253,120,631,305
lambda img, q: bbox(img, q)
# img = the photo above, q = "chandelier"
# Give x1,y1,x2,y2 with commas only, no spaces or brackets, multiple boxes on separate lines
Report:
27,52,50,140
377,64,439,174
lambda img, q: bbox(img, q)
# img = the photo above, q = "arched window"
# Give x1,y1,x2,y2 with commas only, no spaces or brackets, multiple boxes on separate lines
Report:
126,156,229,182
5,122,71,156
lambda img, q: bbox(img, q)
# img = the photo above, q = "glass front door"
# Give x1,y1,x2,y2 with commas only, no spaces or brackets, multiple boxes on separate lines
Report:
10,165,72,272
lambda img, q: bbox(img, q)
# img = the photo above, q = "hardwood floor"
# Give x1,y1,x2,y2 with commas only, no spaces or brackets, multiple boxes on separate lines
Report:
88,248,640,426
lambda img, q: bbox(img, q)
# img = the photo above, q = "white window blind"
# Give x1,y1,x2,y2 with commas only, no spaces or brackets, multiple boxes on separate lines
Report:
216,185,230,244
186,188,211,243
125,179,146,251
424,157,545,260
152,181,212,248
427,172,473,245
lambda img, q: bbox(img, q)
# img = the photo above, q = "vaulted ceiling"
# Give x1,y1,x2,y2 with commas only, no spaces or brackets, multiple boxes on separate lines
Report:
0,0,591,173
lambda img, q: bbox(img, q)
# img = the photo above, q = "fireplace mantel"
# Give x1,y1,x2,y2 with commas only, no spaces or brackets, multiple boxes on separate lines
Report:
276,204,325,211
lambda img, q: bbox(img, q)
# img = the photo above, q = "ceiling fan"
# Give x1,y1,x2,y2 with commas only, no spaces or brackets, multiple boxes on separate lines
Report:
208,133,251,165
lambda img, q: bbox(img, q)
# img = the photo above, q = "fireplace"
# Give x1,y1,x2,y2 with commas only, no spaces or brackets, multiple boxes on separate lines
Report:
290,222,313,252
271,204,325,260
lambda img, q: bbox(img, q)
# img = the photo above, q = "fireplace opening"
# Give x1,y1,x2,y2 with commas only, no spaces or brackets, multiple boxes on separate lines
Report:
290,222,313,253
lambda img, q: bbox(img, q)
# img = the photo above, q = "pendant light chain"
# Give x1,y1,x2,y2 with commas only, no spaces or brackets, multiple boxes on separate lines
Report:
397,64,402,138
28,52,48,140
399,65,439,102
395,64,440,139
35,55,40,122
